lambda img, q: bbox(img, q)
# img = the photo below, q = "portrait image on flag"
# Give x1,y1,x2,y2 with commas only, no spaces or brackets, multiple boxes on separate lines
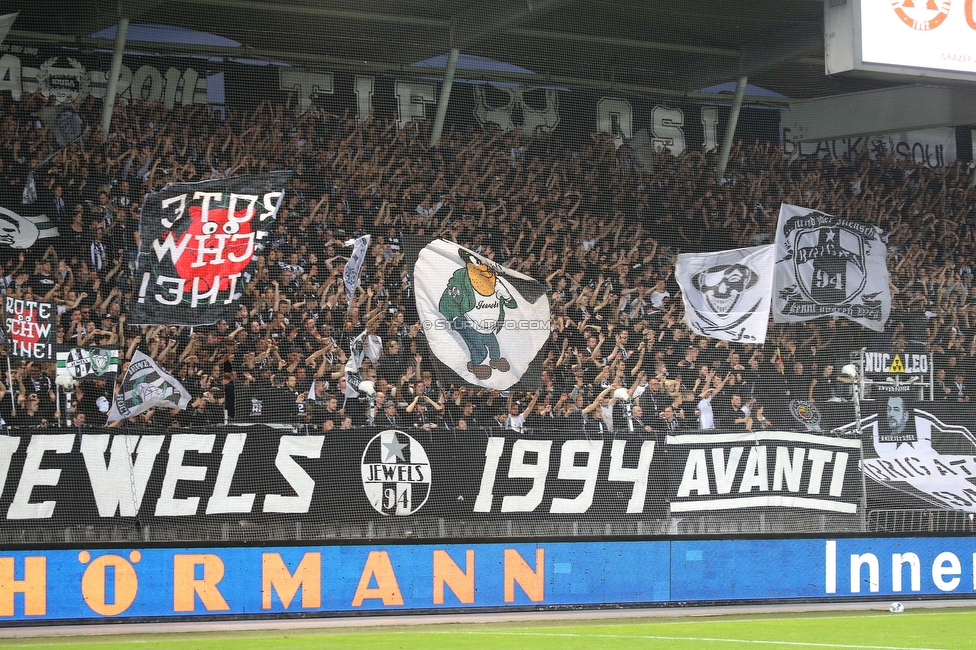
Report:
128,172,291,326
410,238,550,390
676,244,775,343
773,204,890,331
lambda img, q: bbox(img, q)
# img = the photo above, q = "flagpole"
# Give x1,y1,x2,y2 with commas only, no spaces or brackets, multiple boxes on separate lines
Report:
5,357,14,418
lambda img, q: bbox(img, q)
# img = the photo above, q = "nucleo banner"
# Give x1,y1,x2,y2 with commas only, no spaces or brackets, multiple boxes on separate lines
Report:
0,537,973,622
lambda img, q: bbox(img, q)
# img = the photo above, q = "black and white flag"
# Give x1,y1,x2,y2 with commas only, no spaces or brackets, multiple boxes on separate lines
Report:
676,244,774,343
107,351,191,422
128,172,290,326
773,204,890,331
343,234,371,311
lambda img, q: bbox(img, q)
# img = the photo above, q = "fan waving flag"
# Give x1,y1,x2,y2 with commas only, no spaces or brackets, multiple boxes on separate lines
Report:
128,172,291,326
676,244,775,343
410,238,550,390
773,204,890,331
108,351,191,422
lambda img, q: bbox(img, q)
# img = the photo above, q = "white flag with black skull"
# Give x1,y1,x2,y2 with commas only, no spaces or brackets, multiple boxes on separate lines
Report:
773,204,890,331
676,244,775,343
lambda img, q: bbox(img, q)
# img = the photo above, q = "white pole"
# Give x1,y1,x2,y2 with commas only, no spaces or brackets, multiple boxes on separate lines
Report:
429,48,460,148
101,17,130,144
715,75,748,183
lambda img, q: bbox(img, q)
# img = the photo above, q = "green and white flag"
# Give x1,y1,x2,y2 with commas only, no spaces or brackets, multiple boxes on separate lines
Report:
108,350,191,422
56,346,119,382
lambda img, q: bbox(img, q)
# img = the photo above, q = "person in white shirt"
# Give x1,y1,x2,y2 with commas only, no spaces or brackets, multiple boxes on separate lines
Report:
695,370,731,430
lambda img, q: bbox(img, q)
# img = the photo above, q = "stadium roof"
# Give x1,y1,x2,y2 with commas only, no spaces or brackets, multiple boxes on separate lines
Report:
8,0,910,105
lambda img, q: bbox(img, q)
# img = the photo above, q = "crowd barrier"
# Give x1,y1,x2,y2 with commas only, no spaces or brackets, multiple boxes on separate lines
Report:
0,536,973,622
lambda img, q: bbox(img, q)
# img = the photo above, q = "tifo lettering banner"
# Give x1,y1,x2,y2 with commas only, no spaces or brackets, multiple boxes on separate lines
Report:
3,297,55,360
128,173,290,326
0,46,781,150
0,427,666,526
0,537,973,621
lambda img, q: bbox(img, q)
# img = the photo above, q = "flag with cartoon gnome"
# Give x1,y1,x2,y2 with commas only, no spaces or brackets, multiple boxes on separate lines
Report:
107,350,191,422
409,238,550,390
773,204,890,331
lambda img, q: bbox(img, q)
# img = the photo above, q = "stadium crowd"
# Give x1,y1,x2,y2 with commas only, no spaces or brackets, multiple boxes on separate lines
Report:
1,89,975,434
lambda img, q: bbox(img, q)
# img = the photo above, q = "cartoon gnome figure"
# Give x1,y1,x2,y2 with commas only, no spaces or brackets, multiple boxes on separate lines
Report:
438,249,516,380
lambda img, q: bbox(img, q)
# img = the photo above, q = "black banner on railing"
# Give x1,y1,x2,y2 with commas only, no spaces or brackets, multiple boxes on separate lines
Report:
666,430,862,515
0,426,669,526
2,412,976,528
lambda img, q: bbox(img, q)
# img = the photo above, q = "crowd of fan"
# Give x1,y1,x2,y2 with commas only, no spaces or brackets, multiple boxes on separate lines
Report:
1,90,975,434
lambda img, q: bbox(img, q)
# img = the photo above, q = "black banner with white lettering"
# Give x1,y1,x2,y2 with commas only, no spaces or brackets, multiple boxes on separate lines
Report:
3,412,976,533
666,430,863,515
0,426,667,528
128,173,291,326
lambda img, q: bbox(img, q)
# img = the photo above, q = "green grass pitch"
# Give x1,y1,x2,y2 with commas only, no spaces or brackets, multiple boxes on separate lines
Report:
0,607,973,649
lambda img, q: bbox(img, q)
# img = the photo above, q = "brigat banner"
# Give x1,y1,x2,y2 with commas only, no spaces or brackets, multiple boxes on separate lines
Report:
773,204,890,331
3,297,55,360
128,172,291,326
411,238,550,390
676,244,775,343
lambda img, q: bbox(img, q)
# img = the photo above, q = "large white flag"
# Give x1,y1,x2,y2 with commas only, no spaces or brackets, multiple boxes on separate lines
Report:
676,244,775,343
773,204,890,331
413,239,550,390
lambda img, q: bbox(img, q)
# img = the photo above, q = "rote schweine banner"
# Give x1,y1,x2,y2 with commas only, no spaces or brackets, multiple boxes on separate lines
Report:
411,238,550,390
3,296,55,360
676,244,775,343
128,172,291,325
773,204,890,331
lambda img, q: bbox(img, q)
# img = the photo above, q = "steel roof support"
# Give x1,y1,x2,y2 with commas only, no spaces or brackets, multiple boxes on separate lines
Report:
429,47,459,148
715,75,747,183
100,17,128,144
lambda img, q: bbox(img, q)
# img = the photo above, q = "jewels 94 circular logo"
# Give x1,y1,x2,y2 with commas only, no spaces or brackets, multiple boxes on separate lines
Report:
360,430,431,516
892,0,951,31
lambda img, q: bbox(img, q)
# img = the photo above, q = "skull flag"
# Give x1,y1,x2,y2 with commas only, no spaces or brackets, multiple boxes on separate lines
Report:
676,244,775,343
773,204,890,331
